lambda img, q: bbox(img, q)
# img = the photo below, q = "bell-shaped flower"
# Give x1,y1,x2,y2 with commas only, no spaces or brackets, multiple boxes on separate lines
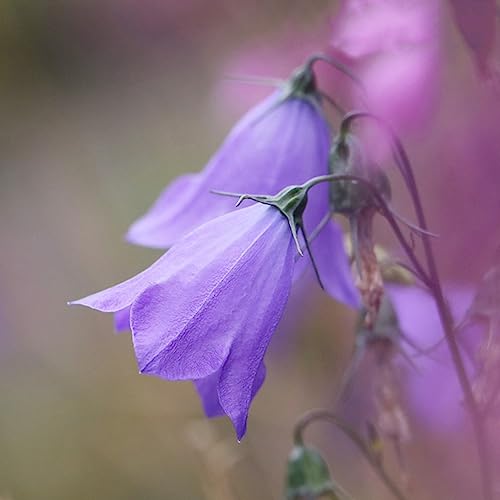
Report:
126,60,331,249
71,180,359,439
73,203,295,439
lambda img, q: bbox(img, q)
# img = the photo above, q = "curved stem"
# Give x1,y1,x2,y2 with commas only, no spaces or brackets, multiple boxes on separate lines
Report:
294,409,408,500
341,111,494,500
305,54,366,93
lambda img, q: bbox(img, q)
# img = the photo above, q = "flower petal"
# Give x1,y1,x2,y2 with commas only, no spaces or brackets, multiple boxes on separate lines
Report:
127,92,330,248
216,242,295,440
311,220,360,308
69,251,174,313
70,203,275,313
194,362,266,419
294,219,359,309
126,173,202,248
114,306,131,332
130,204,295,381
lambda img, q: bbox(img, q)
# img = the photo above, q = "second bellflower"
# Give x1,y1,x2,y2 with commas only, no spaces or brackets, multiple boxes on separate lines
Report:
127,62,331,249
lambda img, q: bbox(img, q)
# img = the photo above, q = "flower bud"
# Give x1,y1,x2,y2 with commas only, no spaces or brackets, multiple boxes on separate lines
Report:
328,133,391,216
285,445,340,500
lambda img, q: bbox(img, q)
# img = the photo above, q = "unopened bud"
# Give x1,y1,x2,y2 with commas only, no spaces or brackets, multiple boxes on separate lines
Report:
285,445,340,500
328,133,390,216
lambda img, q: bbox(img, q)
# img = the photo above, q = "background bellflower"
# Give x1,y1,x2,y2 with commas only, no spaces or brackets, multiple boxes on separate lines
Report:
387,284,474,432
72,203,297,439
126,64,331,249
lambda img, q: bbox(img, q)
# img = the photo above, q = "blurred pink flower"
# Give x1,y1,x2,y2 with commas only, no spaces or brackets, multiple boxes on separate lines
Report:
425,82,500,282
330,0,442,136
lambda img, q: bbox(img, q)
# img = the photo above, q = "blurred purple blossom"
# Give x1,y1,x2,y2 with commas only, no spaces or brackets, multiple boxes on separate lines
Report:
387,284,475,431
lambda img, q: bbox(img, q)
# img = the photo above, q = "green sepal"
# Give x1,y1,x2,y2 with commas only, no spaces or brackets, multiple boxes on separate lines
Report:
285,64,318,99
236,184,309,256
276,61,324,113
285,445,340,500
213,180,329,290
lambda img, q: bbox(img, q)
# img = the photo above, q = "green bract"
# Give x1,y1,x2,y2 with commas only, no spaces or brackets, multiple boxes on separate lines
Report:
235,184,310,256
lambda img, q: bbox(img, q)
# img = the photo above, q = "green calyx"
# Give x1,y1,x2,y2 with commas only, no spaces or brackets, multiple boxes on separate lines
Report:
212,180,329,290
286,64,318,99
285,445,339,500
328,133,391,215
235,184,309,257
279,59,323,110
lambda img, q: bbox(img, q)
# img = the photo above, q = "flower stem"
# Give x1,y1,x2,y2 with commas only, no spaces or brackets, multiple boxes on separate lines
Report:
294,409,408,500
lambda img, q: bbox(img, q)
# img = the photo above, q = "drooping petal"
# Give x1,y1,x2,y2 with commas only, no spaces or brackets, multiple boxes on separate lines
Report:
114,306,131,332
194,362,266,419
130,204,295,382
70,203,277,314
311,220,360,308
69,250,175,313
293,213,359,309
216,237,295,440
194,370,226,418
127,91,330,249
126,173,202,248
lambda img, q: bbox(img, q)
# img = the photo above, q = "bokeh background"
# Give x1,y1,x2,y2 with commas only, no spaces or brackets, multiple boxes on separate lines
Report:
1,1,499,499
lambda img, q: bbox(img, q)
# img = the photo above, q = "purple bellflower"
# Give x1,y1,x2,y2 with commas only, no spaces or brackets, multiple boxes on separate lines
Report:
126,61,331,250
71,181,356,439
73,203,295,439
